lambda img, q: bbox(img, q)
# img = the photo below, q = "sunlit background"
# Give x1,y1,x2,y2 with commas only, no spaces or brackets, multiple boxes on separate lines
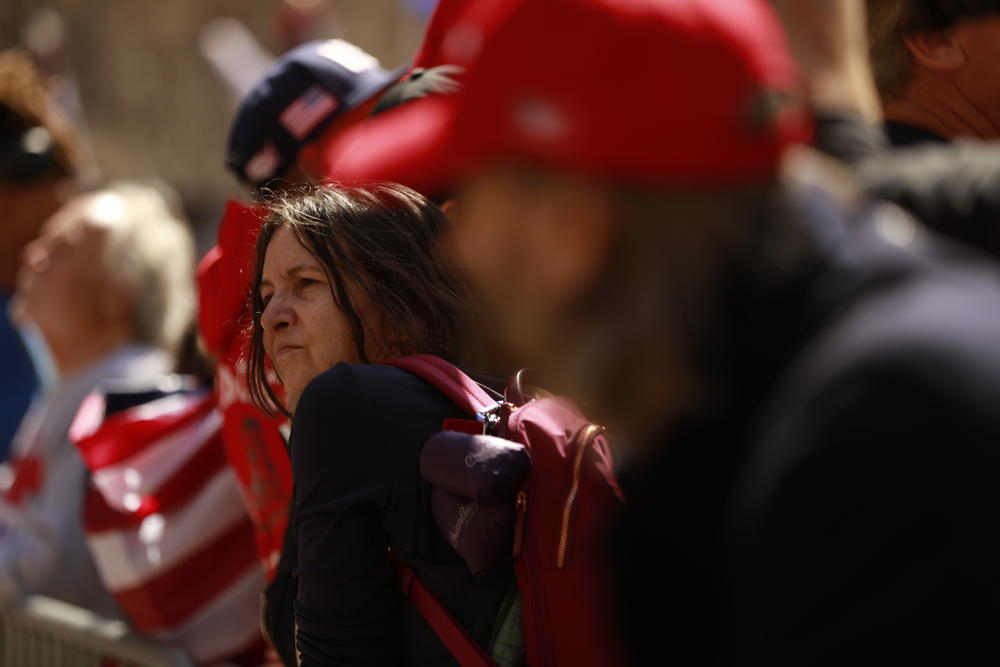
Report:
0,0,435,251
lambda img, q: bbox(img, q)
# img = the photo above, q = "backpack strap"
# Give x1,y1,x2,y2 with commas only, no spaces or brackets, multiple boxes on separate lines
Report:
382,355,501,666
394,559,499,667
381,354,498,417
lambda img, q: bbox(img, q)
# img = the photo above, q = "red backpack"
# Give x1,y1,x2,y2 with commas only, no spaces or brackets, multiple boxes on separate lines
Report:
383,354,627,667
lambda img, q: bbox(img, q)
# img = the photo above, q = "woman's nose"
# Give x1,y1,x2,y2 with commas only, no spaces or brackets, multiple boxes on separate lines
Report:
260,293,293,332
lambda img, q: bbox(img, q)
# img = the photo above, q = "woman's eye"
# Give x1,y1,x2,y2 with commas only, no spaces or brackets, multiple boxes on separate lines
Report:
260,293,272,307
297,278,319,289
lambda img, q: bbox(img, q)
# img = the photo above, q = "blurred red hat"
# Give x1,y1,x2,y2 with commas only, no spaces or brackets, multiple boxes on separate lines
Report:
318,0,473,189
413,0,474,69
196,200,263,357
327,0,810,196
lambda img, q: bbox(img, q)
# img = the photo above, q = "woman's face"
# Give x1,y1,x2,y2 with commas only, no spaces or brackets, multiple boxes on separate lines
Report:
258,226,362,413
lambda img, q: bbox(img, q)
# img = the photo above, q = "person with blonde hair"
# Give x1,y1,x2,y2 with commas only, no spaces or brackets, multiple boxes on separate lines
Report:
1,182,193,616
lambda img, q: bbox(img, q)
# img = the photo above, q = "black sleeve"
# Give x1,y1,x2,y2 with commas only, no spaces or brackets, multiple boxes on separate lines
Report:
262,504,297,667
727,362,1000,665
812,111,1000,261
811,109,888,166
290,364,402,666
857,142,1000,260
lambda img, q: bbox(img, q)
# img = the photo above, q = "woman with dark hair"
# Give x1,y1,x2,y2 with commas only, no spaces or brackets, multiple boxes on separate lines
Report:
247,183,514,665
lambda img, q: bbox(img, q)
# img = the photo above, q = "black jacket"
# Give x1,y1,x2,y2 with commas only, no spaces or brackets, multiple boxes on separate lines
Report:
615,188,1000,665
289,362,512,666
815,112,1000,261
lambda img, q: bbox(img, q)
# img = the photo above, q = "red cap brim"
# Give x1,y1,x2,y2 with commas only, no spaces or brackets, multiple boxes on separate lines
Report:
324,95,463,200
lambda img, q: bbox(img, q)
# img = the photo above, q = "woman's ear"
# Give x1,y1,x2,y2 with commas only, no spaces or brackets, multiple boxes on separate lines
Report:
902,28,966,71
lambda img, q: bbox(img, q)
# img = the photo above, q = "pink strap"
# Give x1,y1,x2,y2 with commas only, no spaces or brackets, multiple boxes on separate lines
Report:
381,354,497,416
394,560,498,667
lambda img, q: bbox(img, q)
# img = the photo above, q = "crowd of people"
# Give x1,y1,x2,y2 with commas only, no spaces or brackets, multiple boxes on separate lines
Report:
2,0,1000,665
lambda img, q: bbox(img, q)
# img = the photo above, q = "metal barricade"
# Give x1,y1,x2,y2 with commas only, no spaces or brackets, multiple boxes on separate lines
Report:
0,596,193,667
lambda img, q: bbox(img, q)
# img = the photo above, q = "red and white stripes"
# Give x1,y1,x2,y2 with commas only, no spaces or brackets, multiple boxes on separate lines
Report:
71,390,269,665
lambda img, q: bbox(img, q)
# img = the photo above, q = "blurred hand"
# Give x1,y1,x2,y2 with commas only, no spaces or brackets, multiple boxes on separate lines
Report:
772,0,882,122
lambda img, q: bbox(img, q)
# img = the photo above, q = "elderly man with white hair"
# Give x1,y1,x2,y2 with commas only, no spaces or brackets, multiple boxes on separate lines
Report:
0,182,193,616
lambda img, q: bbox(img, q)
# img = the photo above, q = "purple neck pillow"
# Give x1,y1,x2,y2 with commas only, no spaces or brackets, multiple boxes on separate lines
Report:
419,431,531,575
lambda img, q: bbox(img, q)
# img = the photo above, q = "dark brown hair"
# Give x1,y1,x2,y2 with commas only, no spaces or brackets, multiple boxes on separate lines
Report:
0,49,79,180
903,0,1000,31
247,182,469,416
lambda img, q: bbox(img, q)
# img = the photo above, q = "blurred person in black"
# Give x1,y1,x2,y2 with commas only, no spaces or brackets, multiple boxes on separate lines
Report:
328,0,1000,663
0,49,79,458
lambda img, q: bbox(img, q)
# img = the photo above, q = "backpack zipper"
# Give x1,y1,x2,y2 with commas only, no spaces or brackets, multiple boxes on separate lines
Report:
513,490,527,557
556,424,604,568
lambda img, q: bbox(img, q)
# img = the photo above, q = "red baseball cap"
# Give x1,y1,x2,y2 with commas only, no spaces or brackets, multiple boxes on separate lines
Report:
327,0,810,195
413,0,475,69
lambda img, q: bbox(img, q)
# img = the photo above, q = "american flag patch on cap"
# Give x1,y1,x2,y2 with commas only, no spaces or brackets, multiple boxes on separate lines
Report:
280,85,340,140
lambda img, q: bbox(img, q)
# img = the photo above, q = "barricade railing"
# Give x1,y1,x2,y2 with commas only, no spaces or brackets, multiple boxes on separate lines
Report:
0,595,193,667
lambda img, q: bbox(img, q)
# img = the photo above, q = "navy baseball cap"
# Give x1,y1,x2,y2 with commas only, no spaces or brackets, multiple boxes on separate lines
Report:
226,39,405,188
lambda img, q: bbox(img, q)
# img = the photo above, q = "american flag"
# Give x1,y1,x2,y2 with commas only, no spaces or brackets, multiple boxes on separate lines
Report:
70,390,270,665
280,85,340,140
